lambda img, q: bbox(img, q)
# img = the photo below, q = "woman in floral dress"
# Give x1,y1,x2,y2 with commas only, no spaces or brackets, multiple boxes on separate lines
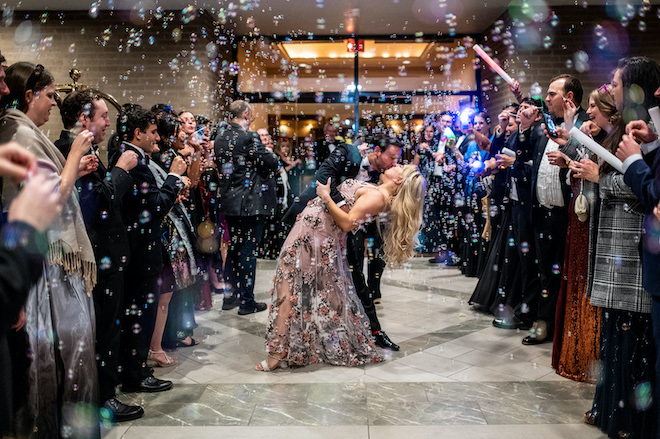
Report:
258,164,425,371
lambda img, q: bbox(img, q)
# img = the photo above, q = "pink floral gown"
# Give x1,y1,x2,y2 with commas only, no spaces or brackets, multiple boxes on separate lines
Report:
265,179,382,367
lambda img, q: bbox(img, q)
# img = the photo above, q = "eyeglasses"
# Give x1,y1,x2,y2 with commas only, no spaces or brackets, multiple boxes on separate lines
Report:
598,84,613,94
25,64,44,92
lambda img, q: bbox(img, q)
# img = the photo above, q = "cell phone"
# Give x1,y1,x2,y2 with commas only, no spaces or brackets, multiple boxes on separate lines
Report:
501,147,516,158
542,112,558,137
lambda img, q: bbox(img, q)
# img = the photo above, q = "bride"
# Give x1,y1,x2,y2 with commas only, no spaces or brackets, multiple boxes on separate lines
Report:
257,164,425,371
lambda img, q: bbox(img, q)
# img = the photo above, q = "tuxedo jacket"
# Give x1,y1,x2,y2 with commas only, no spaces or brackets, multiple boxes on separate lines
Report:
213,122,279,218
624,148,660,297
53,129,73,159
531,109,590,208
58,136,134,273
283,141,366,226
117,143,182,276
314,139,338,165
489,127,538,209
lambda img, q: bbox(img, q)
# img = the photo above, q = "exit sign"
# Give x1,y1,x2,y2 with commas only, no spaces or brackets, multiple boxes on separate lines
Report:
347,39,364,53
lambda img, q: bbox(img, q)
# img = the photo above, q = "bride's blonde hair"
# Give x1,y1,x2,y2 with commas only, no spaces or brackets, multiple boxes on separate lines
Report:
383,164,426,265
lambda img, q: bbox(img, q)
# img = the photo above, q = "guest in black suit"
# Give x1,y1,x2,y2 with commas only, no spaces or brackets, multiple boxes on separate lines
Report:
57,90,145,421
112,104,187,394
314,123,340,166
284,134,403,350
214,100,279,315
518,75,589,345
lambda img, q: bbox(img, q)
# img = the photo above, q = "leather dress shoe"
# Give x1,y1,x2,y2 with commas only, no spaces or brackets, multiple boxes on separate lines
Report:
492,317,530,330
584,409,598,425
522,320,549,345
122,376,173,393
521,334,549,345
101,398,144,422
222,296,240,310
238,302,267,315
373,330,400,351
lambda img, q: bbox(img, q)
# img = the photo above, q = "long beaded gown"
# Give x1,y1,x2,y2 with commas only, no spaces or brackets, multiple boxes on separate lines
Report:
265,179,382,367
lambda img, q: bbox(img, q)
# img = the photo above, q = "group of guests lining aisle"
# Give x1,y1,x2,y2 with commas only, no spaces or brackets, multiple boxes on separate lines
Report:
2,47,660,439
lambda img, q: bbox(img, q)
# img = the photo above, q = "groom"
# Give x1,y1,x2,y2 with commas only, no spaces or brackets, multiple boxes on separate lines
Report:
283,133,402,350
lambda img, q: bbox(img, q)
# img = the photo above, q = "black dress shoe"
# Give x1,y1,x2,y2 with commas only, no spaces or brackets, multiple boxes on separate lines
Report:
492,317,531,330
584,409,598,425
222,296,240,310
238,302,267,315
373,331,400,351
101,398,144,422
521,335,549,345
122,376,173,393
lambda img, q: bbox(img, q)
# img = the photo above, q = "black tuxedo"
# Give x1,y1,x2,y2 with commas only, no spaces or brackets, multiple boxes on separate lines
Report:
75,145,133,403
54,129,74,159
521,109,588,336
214,122,279,218
314,138,340,166
214,122,279,310
283,141,362,226
115,142,182,386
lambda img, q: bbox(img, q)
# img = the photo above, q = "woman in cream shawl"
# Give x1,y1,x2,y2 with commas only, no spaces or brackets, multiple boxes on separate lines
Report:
0,62,99,439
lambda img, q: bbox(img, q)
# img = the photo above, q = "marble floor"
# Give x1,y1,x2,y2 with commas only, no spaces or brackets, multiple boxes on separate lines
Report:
103,257,606,439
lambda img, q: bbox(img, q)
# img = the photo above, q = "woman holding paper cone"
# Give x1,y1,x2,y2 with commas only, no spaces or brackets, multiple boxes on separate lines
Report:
580,62,657,439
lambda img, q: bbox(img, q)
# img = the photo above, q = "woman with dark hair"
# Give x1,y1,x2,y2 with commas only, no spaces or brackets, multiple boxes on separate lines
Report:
547,86,615,383
578,57,660,438
470,99,542,323
146,111,199,358
0,62,100,438
414,124,459,262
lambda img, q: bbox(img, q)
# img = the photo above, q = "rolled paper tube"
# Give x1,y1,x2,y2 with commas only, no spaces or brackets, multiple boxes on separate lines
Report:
569,127,624,173
473,44,513,85
648,106,660,134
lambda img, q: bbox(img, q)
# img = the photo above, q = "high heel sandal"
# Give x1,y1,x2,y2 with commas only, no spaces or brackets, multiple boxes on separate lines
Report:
147,349,178,368
255,352,287,372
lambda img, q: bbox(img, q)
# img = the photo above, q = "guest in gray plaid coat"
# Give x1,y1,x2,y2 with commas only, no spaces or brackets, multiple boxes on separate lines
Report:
584,167,656,439
580,69,657,437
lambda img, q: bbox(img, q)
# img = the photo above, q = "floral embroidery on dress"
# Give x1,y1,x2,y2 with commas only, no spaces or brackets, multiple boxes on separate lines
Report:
265,179,382,367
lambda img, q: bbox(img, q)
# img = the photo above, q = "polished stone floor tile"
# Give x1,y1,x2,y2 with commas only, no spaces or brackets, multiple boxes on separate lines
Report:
199,383,309,405
306,382,367,404
102,258,610,438
395,351,472,377
114,426,371,439
250,402,368,426
368,424,606,439
130,402,254,426
425,381,537,405
478,398,593,425
368,400,486,425
366,382,430,404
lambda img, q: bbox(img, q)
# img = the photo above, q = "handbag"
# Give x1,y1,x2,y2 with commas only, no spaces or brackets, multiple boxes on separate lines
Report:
574,178,589,222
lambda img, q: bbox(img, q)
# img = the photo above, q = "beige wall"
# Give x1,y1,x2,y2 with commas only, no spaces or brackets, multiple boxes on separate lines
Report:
0,10,232,153
480,6,660,117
